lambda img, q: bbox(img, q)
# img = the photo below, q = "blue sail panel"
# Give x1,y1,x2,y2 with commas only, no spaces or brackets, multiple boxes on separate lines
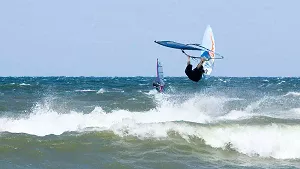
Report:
155,41,201,50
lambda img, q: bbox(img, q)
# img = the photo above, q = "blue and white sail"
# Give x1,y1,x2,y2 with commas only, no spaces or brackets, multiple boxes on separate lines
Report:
200,25,216,77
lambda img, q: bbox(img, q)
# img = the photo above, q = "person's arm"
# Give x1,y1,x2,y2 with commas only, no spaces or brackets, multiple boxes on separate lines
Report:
196,58,206,69
182,50,191,66
187,55,191,66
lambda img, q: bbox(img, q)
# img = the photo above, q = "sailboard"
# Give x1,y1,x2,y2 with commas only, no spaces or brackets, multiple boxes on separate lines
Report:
154,25,224,77
153,58,164,92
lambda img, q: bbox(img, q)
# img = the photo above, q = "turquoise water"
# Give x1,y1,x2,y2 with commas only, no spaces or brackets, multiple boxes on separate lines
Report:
1,77,300,169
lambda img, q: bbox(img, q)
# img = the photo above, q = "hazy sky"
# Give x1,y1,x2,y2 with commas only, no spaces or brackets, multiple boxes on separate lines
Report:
0,0,299,77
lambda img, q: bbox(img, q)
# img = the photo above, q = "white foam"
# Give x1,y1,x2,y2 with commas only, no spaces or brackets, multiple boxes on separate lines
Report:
218,110,252,120
146,89,160,95
0,95,224,136
75,89,97,92
218,78,227,83
96,88,106,94
277,81,286,85
193,124,300,159
111,88,124,93
284,92,300,97
20,83,30,86
108,121,300,159
1,95,300,159
244,97,267,113
128,98,137,101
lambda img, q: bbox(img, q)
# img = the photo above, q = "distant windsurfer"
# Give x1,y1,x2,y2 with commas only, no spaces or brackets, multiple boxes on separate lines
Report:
183,50,206,82
153,82,163,92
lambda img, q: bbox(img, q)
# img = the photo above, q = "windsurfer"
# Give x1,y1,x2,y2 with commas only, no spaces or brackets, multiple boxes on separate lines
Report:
183,50,206,82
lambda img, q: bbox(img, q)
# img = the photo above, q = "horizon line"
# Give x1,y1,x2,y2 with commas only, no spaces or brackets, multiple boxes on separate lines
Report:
0,76,297,78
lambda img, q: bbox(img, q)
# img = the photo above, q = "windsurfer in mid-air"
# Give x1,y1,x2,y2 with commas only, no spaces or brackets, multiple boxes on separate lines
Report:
182,50,206,82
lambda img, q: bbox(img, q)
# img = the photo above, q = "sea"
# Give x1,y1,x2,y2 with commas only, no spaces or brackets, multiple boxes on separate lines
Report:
0,76,300,169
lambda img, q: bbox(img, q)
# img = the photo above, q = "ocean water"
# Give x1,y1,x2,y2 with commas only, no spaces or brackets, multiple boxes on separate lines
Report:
1,76,300,169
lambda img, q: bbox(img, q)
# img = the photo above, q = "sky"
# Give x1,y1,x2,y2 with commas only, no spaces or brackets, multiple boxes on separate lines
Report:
0,0,299,77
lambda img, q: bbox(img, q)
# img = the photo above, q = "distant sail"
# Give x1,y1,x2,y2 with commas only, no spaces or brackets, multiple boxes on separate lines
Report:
157,59,164,85
156,58,164,92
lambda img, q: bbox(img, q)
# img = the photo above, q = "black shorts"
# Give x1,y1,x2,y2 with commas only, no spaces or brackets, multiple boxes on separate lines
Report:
185,64,203,82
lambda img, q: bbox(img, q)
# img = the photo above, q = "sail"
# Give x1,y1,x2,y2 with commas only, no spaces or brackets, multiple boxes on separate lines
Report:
156,58,165,86
154,41,201,50
200,25,215,76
